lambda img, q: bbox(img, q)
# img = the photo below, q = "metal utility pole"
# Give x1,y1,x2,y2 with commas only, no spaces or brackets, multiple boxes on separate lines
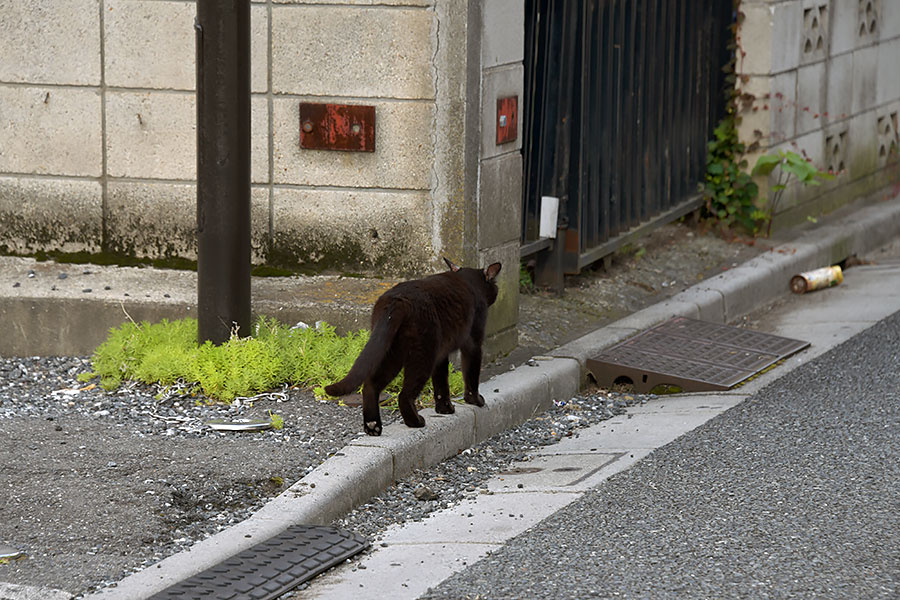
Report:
195,0,251,345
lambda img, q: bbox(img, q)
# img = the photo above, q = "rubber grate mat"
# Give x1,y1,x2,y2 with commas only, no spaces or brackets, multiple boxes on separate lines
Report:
587,316,809,393
148,525,368,600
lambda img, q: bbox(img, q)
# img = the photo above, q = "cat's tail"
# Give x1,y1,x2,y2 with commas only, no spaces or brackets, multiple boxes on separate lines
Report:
324,306,402,396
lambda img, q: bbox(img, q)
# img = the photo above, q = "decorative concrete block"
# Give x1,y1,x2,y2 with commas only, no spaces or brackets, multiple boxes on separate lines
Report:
104,0,195,90
271,4,434,99
272,97,433,190
857,0,881,45
272,187,432,274
0,0,101,85
481,64,524,160
851,45,878,115
799,0,828,65
824,125,850,176
796,61,826,135
876,106,900,168
106,91,195,180
0,86,102,177
478,152,522,248
482,0,524,68
106,181,269,262
0,176,102,254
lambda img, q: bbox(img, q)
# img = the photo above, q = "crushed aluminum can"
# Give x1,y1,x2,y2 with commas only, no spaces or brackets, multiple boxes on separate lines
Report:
790,265,843,294
206,418,273,432
0,544,24,560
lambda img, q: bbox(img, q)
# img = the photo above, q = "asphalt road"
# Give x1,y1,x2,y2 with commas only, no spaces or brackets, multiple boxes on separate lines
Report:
421,309,900,599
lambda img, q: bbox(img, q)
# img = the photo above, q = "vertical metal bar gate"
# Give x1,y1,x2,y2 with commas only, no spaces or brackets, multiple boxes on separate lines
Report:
522,0,733,282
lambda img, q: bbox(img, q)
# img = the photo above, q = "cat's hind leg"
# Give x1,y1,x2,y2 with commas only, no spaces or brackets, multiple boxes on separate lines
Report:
432,357,454,415
361,379,384,436
397,363,429,428
362,357,402,436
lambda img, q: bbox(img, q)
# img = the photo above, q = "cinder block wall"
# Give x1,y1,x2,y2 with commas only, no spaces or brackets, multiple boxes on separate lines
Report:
737,0,900,229
0,0,522,351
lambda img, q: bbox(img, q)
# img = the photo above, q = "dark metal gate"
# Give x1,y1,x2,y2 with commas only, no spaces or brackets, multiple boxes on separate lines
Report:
522,0,734,285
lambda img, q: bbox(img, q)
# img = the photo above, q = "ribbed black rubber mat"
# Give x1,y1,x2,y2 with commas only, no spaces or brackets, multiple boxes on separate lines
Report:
148,525,368,600
587,316,809,393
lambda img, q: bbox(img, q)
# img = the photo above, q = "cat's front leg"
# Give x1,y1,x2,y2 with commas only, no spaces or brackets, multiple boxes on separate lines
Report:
432,357,455,415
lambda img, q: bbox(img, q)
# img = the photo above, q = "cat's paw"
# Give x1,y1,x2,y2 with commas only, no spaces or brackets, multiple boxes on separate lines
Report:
435,401,455,415
465,393,485,407
403,414,426,428
364,420,383,436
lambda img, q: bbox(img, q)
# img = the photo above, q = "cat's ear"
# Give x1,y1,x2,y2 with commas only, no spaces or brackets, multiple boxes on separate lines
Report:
484,262,501,281
443,257,460,272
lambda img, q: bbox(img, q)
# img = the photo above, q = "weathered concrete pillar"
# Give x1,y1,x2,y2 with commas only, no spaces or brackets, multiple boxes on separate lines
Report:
435,0,525,356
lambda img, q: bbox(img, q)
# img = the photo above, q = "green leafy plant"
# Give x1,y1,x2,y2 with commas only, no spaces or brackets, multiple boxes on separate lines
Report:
703,117,761,234
85,317,464,405
519,262,534,293
751,150,835,237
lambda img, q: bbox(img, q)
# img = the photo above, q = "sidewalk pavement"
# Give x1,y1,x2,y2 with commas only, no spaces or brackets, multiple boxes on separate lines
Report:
4,194,900,599
302,238,900,598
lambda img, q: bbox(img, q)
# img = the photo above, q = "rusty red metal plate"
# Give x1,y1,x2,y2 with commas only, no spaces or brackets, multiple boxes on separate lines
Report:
299,103,375,152
496,96,518,144
586,317,809,393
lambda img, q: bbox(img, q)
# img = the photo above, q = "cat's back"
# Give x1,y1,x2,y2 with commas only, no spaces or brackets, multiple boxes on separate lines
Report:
379,271,470,306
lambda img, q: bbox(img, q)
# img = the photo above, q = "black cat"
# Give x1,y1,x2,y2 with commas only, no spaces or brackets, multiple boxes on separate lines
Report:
324,259,502,436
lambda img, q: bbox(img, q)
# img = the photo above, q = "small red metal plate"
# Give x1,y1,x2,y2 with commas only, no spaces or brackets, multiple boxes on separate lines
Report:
299,103,375,152
496,96,518,145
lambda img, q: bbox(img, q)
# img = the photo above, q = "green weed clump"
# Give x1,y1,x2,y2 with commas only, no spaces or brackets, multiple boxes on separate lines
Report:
86,317,463,404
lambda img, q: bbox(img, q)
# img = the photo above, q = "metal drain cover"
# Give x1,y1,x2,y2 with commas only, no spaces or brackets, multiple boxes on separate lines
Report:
587,317,809,393
148,525,368,600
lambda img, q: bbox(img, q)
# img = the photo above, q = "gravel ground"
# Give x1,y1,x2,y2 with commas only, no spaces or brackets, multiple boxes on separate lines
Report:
0,357,372,596
0,222,760,597
331,389,643,542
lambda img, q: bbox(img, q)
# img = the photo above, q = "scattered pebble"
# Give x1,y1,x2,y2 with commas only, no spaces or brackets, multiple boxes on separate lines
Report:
334,391,645,542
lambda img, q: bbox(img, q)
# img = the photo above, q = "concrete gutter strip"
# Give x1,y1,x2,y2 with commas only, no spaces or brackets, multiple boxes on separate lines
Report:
76,195,900,599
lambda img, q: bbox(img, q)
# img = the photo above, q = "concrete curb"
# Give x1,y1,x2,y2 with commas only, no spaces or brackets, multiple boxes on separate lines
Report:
85,196,900,599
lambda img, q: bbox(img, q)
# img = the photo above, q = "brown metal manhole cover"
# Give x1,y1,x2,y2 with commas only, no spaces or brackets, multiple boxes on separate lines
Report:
587,317,809,393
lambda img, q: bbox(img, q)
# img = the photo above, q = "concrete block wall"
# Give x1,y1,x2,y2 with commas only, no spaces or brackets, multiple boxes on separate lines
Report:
0,0,441,274
737,0,900,229
0,0,523,353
